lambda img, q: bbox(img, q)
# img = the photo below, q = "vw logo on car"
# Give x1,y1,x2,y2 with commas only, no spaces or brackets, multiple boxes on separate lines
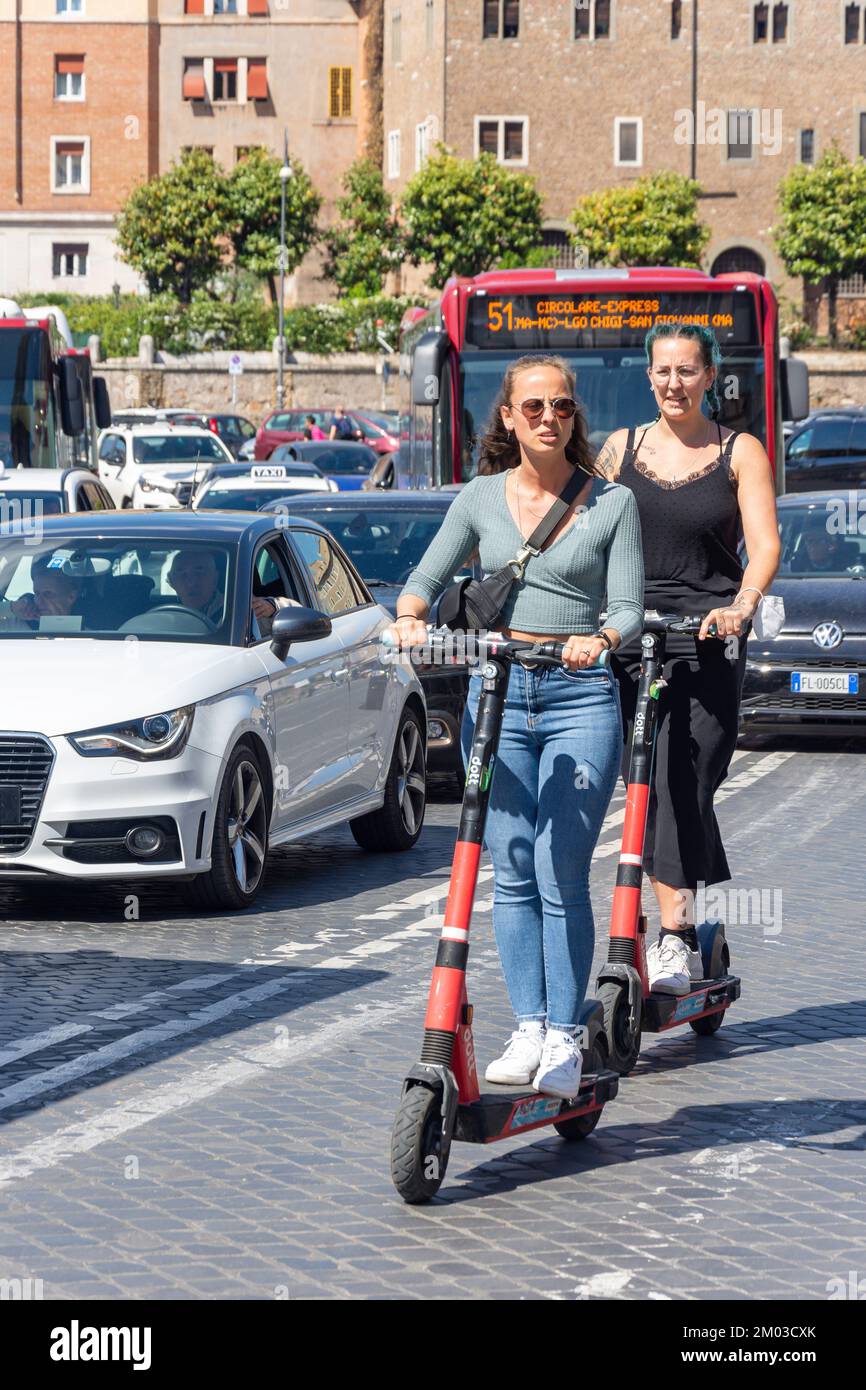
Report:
812,621,843,649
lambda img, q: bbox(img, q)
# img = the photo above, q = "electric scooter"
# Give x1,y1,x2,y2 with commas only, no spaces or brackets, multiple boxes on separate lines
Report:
598,612,742,1075
389,629,620,1205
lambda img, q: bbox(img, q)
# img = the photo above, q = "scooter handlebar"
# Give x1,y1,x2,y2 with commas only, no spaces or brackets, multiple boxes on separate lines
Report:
381,625,608,667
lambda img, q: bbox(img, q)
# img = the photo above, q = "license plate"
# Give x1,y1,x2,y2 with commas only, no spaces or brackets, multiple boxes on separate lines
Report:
0,787,22,824
790,671,859,695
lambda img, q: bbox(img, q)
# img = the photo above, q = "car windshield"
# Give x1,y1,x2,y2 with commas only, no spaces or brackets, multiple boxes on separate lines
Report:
0,537,236,641
266,411,331,432
0,491,64,519
132,435,228,464
306,447,374,475
285,505,473,585
197,486,313,511
777,504,866,578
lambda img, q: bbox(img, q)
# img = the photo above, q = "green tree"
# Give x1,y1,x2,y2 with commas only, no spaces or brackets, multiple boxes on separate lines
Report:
115,149,230,303
227,147,321,303
774,145,866,346
569,172,709,269
323,158,403,297
401,147,543,289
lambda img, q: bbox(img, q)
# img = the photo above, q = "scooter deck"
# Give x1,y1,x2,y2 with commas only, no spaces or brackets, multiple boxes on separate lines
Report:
643,973,741,1032
454,1069,619,1144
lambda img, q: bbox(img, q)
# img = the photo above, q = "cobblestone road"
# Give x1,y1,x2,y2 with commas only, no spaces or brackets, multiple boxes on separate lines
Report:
0,734,864,1301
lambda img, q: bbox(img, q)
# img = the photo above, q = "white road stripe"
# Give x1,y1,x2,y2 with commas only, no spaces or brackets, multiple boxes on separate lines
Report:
0,999,405,1189
0,1022,93,1069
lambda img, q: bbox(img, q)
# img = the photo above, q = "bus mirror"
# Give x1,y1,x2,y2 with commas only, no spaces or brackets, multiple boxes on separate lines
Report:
411,330,449,406
58,356,85,436
780,357,809,422
93,375,112,430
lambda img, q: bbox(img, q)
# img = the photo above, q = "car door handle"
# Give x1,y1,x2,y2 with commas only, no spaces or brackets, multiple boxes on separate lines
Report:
328,667,349,681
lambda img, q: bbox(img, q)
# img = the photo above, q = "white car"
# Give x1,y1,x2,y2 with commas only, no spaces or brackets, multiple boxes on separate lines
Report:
0,511,426,909
193,461,338,511
97,424,233,508
0,467,115,519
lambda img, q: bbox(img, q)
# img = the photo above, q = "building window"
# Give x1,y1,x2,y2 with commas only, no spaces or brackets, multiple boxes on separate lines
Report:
860,112,866,158
392,8,402,62
52,137,88,193
475,116,527,164
213,0,238,11
800,128,815,163
727,109,754,159
387,129,401,179
213,59,238,101
671,0,682,39
247,58,268,100
772,3,788,40
426,0,434,48
575,1,611,40
53,243,88,278
328,66,352,118
845,4,861,43
614,116,642,166
753,2,768,40
483,1,519,39
710,247,766,277
415,121,429,171
235,145,261,162
182,59,206,100
55,56,85,100
183,145,214,157
56,0,84,13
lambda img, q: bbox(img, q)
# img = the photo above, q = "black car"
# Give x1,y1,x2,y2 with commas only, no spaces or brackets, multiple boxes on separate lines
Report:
785,412,866,492
192,460,335,511
740,491,866,733
261,490,480,784
271,441,379,492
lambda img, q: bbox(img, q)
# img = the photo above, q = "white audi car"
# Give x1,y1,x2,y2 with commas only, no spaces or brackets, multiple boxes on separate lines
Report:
0,512,426,909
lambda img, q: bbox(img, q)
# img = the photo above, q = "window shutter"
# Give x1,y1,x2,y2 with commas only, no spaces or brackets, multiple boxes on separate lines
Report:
184,0,205,13
247,0,269,14
214,59,237,73
247,58,268,99
56,56,85,75
340,66,352,117
182,64,206,100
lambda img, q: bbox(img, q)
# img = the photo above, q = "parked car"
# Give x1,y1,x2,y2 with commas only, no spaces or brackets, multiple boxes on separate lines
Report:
740,490,866,733
110,409,197,428
0,467,115,517
785,412,866,491
253,409,399,460
168,412,258,460
193,460,338,511
0,512,427,908
271,441,380,492
263,490,480,786
97,424,234,508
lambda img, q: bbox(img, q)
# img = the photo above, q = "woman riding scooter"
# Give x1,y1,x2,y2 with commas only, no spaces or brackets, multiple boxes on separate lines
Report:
595,323,781,994
387,355,643,1101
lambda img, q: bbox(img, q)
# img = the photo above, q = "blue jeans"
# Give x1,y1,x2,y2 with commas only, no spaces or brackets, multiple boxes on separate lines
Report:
461,661,621,1029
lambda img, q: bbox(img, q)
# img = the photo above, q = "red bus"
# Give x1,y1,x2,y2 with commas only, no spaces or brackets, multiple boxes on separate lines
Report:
0,316,110,472
397,267,809,492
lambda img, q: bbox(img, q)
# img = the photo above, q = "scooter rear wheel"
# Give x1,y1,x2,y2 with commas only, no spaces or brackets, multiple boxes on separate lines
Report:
689,1009,725,1036
554,1036,609,1141
599,981,642,1076
391,1084,449,1204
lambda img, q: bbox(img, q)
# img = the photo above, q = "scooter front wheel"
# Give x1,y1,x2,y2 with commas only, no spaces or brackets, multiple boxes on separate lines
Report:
599,981,642,1075
390,1085,450,1204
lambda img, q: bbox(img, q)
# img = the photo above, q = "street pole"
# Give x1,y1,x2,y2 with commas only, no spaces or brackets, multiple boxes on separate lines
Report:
691,0,698,181
277,131,291,410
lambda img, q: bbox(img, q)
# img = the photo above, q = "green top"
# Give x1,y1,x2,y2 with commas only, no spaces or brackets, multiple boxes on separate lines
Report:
399,471,645,643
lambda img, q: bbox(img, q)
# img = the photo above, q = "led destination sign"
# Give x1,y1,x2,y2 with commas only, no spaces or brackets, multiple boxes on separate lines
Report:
464,292,759,350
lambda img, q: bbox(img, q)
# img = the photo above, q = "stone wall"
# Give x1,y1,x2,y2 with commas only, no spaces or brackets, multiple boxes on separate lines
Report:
799,352,866,411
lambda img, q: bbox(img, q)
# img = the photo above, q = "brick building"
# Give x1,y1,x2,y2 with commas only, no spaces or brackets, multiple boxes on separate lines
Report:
383,0,866,312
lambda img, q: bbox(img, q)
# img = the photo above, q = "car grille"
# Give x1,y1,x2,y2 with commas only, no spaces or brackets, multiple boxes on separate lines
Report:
744,691,866,711
175,483,193,504
0,735,54,853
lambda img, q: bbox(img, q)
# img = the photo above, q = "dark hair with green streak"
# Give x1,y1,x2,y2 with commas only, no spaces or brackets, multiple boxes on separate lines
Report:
645,321,723,420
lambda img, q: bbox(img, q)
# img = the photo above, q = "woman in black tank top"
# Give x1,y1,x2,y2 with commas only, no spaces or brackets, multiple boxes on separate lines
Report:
596,322,781,996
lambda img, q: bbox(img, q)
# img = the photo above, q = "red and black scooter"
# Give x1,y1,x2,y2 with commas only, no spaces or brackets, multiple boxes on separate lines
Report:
389,630,619,1205
598,612,742,1075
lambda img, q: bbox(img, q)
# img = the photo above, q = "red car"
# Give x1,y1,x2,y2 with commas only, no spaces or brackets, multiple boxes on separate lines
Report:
253,408,399,460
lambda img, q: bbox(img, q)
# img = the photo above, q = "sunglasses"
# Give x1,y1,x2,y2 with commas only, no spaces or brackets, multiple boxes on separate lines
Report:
509,397,578,424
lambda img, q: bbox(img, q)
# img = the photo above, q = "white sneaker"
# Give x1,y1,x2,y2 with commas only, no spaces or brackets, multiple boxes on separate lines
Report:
485,1028,544,1085
533,1030,583,1100
647,935,703,996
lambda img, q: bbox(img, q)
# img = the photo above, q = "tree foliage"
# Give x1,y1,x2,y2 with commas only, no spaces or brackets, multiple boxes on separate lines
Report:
227,147,320,296
774,145,866,345
115,149,229,303
401,147,544,289
569,172,710,268
323,159,403,298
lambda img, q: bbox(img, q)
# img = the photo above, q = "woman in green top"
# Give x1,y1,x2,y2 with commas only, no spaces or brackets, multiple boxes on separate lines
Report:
389,355,644,1100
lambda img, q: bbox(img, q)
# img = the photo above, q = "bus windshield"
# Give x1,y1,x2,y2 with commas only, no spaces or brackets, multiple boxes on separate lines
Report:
0,327,56,469
458,350,767,480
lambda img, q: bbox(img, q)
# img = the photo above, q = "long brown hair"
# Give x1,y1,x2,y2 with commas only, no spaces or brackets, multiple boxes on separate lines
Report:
477,354,601,478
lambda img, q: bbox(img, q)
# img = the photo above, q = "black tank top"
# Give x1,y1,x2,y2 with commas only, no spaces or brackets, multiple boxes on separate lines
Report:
618,422,744,615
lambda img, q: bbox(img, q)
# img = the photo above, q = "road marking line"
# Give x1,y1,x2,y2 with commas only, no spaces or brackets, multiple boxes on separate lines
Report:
0,1022,93,1068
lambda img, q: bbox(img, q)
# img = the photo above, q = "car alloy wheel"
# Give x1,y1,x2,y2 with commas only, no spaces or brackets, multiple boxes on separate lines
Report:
226,758,267,895
396,718,425,837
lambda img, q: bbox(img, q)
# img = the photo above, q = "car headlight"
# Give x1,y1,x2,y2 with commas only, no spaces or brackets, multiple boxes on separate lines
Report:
69,706,194,759
139,477,175,494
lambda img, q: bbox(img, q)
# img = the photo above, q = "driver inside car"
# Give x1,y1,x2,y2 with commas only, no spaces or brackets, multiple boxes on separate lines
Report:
167,547,300,636
793,517,858,573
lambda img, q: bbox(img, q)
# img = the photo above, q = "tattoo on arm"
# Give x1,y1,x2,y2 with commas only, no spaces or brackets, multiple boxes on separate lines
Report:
595,439,619,479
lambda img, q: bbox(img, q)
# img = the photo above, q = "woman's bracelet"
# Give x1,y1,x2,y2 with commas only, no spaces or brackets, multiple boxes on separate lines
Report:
734,586,763,607
395,613,419,625
593,630,615,651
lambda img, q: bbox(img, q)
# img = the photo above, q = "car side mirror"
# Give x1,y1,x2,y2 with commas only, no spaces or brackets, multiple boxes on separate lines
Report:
269,605,332,661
